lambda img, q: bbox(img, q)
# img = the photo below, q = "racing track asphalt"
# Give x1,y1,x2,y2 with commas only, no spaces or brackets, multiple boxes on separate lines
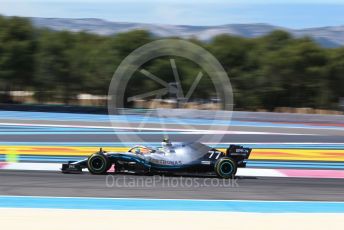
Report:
0,118,343,143
1,117,344,201
1,170,344,201
1,133,344,143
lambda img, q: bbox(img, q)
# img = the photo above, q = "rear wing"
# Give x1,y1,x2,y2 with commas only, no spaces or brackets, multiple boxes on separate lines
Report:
226,145,252,167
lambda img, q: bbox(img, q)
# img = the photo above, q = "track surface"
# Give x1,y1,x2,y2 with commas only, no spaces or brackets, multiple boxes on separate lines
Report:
1,170,343,201
2,134,344,143
0,118,343,143
0,112,343,202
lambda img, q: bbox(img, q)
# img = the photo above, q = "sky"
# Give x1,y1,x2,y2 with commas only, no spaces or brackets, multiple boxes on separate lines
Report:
1,0,344,28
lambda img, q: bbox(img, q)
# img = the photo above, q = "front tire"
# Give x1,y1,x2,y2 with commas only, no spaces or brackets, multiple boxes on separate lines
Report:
87,154,111,174
214,157,237,179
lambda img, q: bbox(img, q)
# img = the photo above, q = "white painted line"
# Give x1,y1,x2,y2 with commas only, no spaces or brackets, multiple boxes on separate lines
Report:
183,131,315,135
0,122,113,129
237,168,286,177
0,122,312,135
203,142,344,145
3,163,61,171
232,124,344,131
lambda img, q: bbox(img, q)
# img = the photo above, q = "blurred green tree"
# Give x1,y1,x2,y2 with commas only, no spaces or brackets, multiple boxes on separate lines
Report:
0,15,343,111
259,38,328,109
327,47,344,108
0,16,36,102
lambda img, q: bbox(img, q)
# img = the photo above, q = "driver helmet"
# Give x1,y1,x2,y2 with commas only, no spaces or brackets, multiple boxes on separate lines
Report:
162,138,172,148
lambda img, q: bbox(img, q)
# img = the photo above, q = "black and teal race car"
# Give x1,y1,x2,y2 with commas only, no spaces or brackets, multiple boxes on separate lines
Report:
61,140,251,178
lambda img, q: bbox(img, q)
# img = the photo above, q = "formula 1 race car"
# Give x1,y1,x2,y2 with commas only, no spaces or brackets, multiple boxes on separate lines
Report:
61,139,251,178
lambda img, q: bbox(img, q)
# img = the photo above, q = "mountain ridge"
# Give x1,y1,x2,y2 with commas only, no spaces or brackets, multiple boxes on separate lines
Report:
29,17,344,48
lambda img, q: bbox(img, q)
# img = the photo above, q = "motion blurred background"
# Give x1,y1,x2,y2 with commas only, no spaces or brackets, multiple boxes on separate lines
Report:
0,2,344,229
0,0,343,114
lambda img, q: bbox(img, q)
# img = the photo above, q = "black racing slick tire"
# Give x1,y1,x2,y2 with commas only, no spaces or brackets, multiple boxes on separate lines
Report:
214,157,237,179
87,154,111,174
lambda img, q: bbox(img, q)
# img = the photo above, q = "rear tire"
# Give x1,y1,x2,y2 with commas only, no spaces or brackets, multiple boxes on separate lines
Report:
214,157,237,179
87,154,111,174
